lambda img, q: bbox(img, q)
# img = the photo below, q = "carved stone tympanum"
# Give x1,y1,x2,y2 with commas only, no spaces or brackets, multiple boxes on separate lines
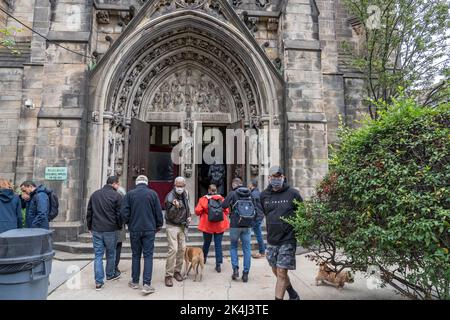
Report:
148,68,229,113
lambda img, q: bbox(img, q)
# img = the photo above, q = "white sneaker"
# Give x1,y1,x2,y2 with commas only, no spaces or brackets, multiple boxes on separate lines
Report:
142,284,155,295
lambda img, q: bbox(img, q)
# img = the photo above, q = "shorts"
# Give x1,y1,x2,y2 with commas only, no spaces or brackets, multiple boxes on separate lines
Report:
266,243,297,270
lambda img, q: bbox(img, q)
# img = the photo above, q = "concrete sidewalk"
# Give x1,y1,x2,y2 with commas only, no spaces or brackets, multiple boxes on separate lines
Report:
47,254,405,300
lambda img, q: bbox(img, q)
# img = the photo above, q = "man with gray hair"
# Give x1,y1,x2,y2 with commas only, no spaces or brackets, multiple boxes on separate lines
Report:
164,176,191,287
121,175,163,295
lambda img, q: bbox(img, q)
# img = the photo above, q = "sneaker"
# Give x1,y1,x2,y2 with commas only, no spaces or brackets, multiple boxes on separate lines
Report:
95,283,104,291
242,272,249,283
252,253,266,259
215,265,221,273
128,281,140,289
142,284,156,295
107,271,121,281
232,267,239,280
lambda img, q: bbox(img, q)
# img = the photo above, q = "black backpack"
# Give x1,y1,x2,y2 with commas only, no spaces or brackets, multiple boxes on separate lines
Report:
39,188,59,221
207,196,224,222
232,191,256,227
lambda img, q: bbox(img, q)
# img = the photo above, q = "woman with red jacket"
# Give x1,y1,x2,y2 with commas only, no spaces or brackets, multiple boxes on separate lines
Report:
195,184,230,273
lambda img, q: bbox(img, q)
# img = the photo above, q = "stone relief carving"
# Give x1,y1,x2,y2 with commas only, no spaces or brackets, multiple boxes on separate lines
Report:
154,0,226,21
110,27,259,120
231,0,242,7
255,0,270,8
3,0,15,10
148,68,228,113
96,10,110,24
273,57,282,71
242,11,258,33
114,125,125,176
106,122,126,177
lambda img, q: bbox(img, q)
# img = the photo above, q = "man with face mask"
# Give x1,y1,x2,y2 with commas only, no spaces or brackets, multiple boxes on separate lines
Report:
86,175,123,291
164,176,192,287
260,166,302,300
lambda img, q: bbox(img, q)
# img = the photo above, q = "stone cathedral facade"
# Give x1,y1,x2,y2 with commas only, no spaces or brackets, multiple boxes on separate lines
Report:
0,0,364,242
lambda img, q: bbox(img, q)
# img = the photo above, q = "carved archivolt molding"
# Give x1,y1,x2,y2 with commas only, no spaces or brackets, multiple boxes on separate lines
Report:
109,26,260,122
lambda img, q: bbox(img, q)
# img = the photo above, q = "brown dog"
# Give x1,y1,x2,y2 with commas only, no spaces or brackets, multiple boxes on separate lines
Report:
183,247,205,282
315,262,354,289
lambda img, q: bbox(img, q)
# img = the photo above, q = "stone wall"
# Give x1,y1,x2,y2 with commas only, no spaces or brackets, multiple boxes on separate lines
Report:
2,0,34,40
0,68,23,183
13,0,91,240
0,1,7,27
317,0,345,145
281,0,328,198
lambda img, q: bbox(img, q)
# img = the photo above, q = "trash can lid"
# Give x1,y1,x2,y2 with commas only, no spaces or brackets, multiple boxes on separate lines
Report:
0,228,53,238
0,228,53,263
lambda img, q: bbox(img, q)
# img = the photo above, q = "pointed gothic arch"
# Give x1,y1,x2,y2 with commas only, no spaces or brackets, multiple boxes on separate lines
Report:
85,0,284,197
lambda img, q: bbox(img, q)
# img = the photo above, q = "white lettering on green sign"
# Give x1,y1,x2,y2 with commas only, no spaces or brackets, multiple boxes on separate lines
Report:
45,167,68,181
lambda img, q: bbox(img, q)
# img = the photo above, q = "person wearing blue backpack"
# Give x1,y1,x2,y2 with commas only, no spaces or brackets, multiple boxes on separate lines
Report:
20,180,58,229
222,177,257,283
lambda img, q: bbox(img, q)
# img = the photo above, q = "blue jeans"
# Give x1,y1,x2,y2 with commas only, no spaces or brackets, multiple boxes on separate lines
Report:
229,227,251,273
252,220,266,254
130,231,155,286
92,231,118,285
202,232,224,266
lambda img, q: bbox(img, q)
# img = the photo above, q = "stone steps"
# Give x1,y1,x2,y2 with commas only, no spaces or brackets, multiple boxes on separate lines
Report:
53,219,269,257
76,229,268,243
53,238,264,255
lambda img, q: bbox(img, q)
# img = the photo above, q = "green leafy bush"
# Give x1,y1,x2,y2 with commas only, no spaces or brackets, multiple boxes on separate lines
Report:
288,98,450,299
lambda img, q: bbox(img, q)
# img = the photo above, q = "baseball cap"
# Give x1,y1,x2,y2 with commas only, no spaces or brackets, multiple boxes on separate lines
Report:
268,165,284,176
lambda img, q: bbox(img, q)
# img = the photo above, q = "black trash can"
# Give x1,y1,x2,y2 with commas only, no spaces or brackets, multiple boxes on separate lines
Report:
0,228,54,300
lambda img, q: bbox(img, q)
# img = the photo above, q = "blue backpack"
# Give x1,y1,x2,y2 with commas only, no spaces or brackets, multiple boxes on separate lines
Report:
38,188,59,221
232,193,256,227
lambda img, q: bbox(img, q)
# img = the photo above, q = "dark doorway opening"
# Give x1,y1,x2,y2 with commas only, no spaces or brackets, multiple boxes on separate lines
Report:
196,125,227,202
148,123,180,208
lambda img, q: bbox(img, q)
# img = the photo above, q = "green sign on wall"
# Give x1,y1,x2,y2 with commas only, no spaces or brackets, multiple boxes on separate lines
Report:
45,167,68,181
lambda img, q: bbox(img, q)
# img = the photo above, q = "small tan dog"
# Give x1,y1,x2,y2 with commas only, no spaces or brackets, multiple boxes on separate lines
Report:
183,247,205,282
315,262,354,289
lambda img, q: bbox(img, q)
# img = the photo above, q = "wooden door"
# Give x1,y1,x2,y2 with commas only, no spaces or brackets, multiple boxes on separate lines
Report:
127,118,150,191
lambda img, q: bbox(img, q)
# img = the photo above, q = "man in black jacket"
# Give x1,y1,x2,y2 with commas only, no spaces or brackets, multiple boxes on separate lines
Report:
86,176,122,290
121,175,163,295
260,166,302,300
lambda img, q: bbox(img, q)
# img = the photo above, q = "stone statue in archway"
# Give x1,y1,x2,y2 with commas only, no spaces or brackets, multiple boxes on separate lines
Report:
208,161,226,195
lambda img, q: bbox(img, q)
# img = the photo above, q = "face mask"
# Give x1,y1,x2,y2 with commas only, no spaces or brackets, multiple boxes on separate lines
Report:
270,177,284,188
175,187,184,194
